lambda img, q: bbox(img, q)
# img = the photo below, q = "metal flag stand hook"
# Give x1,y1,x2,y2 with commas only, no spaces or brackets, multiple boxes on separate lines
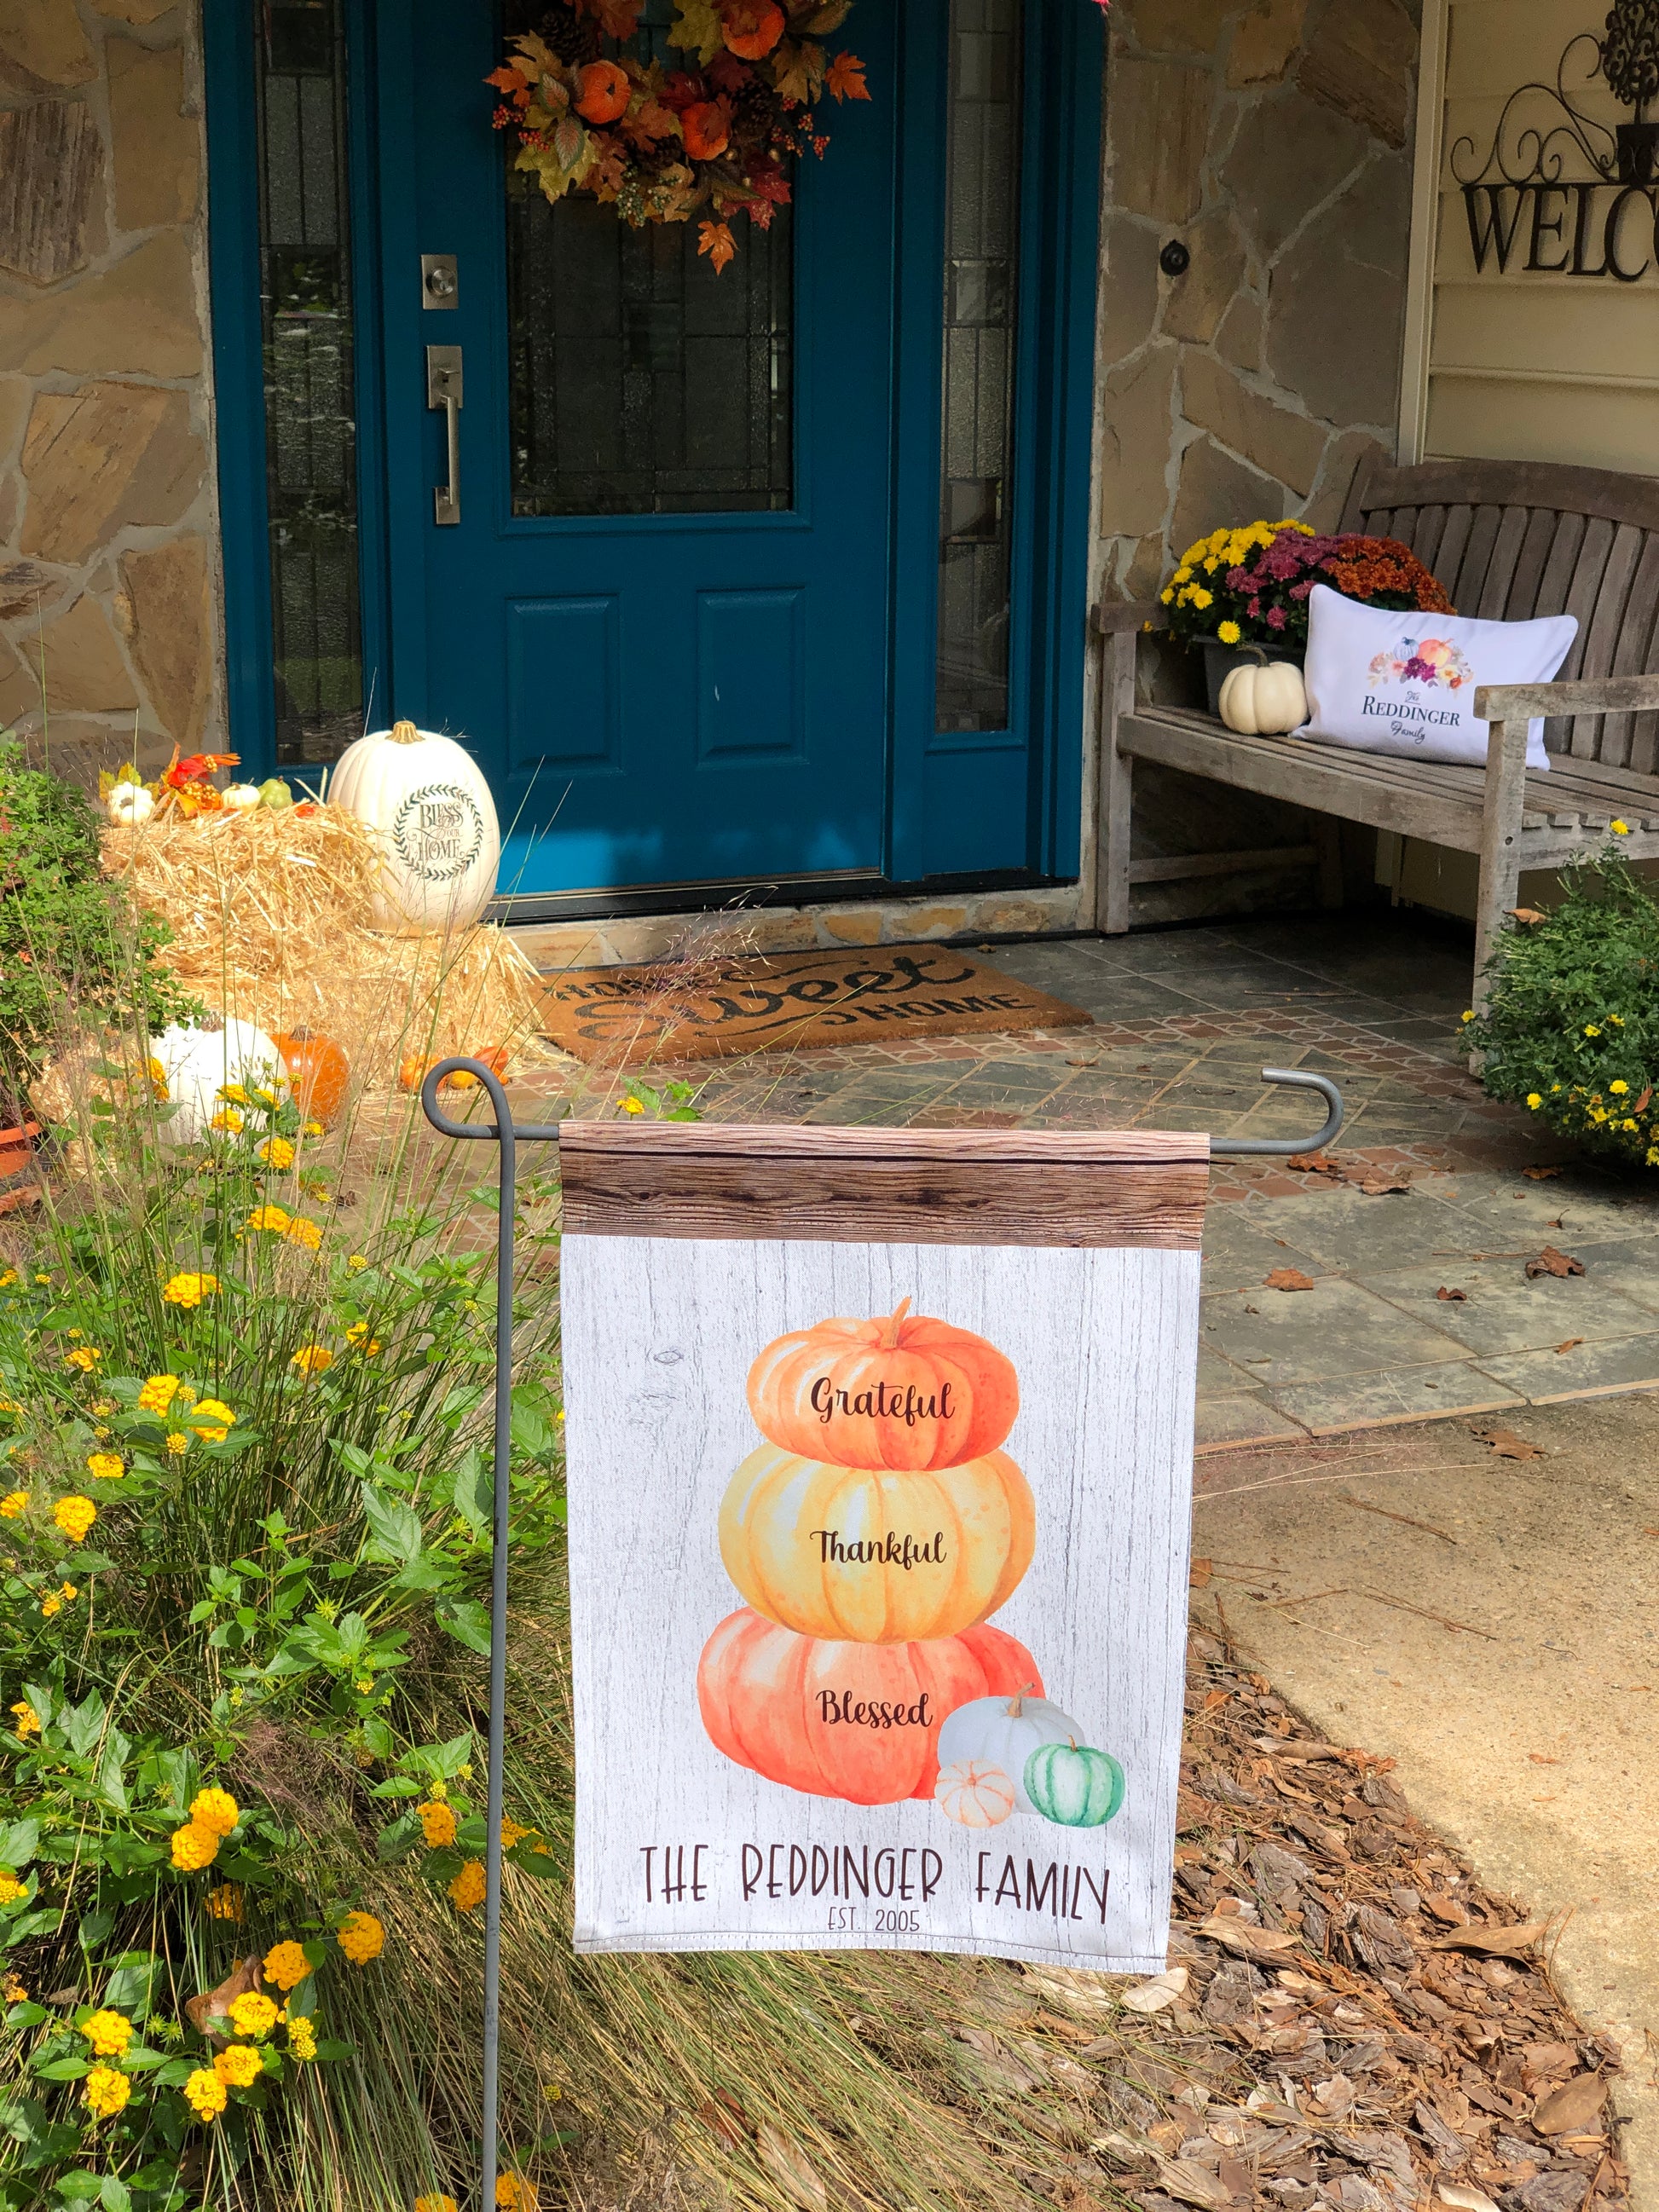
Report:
418,1055,1344,2205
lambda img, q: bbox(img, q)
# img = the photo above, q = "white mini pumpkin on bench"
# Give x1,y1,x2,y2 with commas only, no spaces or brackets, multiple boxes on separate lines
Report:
1217,659,1308,736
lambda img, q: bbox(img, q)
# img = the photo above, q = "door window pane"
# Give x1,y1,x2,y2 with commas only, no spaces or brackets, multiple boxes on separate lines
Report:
936,0,1022,734
253,0,364,765
502,1,792,517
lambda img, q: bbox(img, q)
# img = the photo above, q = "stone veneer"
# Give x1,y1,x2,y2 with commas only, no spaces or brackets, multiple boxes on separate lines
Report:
0,0,217,782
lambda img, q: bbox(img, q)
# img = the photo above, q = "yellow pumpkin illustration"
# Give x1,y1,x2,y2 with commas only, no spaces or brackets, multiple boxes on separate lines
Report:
717,1443,1036,1645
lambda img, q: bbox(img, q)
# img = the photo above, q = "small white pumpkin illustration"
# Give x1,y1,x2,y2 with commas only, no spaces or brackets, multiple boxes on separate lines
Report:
934,1759,1016,1829
935,1685,1088,1816
1217,659,1308,736
327,720,500,936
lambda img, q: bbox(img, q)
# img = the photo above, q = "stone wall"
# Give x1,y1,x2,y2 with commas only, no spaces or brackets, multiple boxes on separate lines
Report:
0,0,218,783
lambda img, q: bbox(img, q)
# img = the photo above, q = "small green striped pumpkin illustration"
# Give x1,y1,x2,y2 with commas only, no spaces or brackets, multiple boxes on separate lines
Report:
1023,1739,1124,1828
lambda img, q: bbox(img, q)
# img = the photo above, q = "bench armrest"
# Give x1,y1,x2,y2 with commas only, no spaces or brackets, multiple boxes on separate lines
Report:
1476,673,1659,719
1094,598,1165,636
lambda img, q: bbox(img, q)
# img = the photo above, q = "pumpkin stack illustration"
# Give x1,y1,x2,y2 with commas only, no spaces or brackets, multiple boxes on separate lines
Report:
696,1301,1126,1829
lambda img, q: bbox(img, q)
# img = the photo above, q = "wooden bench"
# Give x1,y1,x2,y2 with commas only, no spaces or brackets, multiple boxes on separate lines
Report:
1096,457,1659,1002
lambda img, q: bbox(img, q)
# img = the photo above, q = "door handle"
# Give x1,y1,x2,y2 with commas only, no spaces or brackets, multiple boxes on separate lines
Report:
426,344,463,526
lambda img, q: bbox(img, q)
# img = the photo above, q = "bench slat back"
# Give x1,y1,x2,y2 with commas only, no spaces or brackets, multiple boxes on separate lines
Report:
1342,459,1659,772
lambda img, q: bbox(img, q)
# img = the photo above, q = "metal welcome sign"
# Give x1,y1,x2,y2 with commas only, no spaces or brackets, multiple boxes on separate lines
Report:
421,1063,1343,2200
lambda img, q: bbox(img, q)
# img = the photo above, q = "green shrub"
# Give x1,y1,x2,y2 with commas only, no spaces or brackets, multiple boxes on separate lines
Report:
1464,846,1659,1166
0,740,196,1123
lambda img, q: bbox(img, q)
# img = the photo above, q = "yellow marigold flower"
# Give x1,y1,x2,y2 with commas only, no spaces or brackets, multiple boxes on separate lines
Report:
205,1884,245,1922
190,1787,240,1837
219,1083,249,1106
418,1801,459,1848
284,1216,323,1252
86,1453,124,1481
287,2013,318,2060
63,1346,101,1372
621,1096,645,1115
186,1400,236,1442
448,1861,486,1913
1461,1009,1476,1024
0,1491,28,1518
215,2043,263,2088
162,1273,218,1308
1624,1117,1639,1131
54,1495,96,1543
183,2066,227,2122
292,1344,333,1375
166,1431,189,1457
1527,1093,1543,1110
414,2197,460,2212
1612,818,1631,835
500,1817,533,1850
257,1137,296,1171
497,2177,539,2210
246,1205,290,1234
338,1909,384,1965
83,2009,133,2058
228,1990,279,2039
1586,1024,1602,1037
211,1109,245,1134
0,1872,26,1905
138,1374,182,1415
84,2065,132,2120
344,1321,383,1354
1610,1079,1630,1095
171,1820,220,1872
1217,620,1242,646
263,1939,312,1992
9,1700,39,1738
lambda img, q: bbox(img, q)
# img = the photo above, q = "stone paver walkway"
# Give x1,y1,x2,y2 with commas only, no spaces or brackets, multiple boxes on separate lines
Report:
518,910,1659,1447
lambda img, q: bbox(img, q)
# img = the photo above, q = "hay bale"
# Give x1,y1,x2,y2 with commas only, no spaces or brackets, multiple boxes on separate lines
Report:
101,804,558,1090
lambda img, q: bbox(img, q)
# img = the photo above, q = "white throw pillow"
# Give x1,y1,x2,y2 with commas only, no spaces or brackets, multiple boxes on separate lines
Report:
1296,583,1576,772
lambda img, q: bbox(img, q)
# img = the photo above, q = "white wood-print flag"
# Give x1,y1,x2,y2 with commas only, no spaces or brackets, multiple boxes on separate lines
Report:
558,1123,1205,1972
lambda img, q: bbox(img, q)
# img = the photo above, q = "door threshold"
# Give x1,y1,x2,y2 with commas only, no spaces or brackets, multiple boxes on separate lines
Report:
488,868,1054,928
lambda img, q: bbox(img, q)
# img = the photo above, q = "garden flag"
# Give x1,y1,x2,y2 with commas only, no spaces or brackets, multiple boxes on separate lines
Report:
558,1120,1203,1972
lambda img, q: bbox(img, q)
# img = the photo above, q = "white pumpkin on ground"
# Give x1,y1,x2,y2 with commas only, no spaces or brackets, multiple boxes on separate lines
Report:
328,719,500,935
153,1017,286,1143
1217,659,1309,736
935,1687,1087,1816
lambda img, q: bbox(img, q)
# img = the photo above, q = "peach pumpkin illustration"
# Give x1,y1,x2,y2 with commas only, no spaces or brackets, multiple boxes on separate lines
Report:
697,1608,1043,1806
746,1298,1019,1470
718,1442,1036,1643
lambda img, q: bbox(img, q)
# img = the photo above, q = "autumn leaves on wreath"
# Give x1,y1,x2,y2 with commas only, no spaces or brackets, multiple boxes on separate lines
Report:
488,1,871,274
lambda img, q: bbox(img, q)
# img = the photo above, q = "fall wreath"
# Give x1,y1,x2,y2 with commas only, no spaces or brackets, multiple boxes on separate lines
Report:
489,1,870,272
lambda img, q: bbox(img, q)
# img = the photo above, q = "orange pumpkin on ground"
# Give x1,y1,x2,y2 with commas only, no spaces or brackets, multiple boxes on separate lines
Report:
717,1443,1035,1643
934,1760,1016,1829
747,1298,1019,1470
576,60,631,124
272,1028,350,1127
697,1608,1043,1805
723,0,784,59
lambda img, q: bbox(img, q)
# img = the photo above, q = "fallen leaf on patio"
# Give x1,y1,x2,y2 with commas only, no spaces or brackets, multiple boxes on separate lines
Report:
1525,1245,1585,1279
1553,1339,1583,1355
1510,908,1546,925
1190,1557,1213,1589
1436,1285,1468,1302
1288,1152,1343,1178
1120,1967,1189,2015
1352,1170,1413,1196
1430,1922,1547,1957
1437,2184,1503,2212
756,2123,828,2212
1532,2073,1605,2134
1264,1268,1315,1292
1196,1915,1300,1959
1471,1425,1545,1460
1521,1164,1566,1181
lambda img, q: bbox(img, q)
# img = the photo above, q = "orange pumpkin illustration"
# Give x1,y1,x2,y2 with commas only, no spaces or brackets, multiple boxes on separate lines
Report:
681,100,731,161
575,60,631,124
722,0,784,59
747,1298,1019,1470
717,1443,1035,1643
697,1608,1043,1805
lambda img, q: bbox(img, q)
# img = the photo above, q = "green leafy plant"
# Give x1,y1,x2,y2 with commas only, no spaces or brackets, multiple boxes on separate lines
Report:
0,740,197,1127
1463,841,1659,1166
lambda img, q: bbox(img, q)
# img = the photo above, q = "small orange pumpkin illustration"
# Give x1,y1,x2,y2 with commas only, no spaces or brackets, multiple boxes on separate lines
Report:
681,100,731,161
575,60,631,124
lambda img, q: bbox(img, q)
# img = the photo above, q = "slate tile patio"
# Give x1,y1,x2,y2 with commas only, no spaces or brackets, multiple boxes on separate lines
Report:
518,907,1659,1446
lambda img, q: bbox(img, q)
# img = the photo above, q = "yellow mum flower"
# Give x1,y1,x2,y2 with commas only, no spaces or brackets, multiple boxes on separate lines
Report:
211,1109,245,1134
82,2010,133,2058
415,2197,460,2212
205,1884,246,1922
287,2014,318,2060
263,1939,312,1992
257,1137,296,1171
85,1453,124,1481
162,1273,218,1308
215,2043,263,2088
183,2067,227,2122
1,1491,28,1518
1189,586,1214,611
1610,1079,1629,1095
54,1495,96,1543
137,1374,183,1415
0,1872,26,1905
219,1083,249,1106
1217,620,1242,646
1527,1093,1543,1109
448,1861,487,1913
170,1820,220,1873
84,2065,132,2120
419,1801,459,1848
284,1216,323,1252
292,1344,333,1374
246,1205,291,1234
1612,818,1630,835
189,1787,240,1837
228,1990,279,2039
9,1701,39,1738
496,2177,539,2211
338,1909,385,1966
1461,1009,1476,1024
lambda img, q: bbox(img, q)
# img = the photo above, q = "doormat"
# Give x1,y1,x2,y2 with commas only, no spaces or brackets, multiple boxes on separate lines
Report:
537,945,1093,1065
